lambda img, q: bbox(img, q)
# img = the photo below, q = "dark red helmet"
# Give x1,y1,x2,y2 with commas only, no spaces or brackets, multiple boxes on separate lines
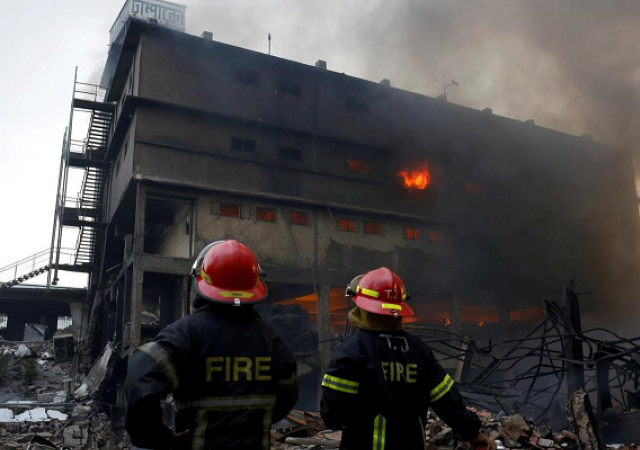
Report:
346,267,413,317
191,240,268,305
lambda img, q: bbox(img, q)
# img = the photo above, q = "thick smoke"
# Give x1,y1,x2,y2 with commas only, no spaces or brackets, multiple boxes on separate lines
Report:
189,0,640,147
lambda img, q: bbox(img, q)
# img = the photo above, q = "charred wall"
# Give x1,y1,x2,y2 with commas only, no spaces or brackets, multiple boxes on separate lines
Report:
101,21,640,337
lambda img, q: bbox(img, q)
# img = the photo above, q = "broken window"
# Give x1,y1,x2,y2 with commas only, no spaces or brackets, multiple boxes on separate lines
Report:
365,221,382,235
405,226,421,240
257,207,276,223
220,203,240,218
231,137,257,152
347,159,370,174
339,218,357,233
144,195,193,258
291,211,310,226
277,80,301,97
279,146,302,161
233,70,259,86
0,314,7,330
428,230,443,242
57,316,73,330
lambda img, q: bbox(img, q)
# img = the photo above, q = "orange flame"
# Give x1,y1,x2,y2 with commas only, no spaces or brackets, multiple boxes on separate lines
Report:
444,318,451,326
398,165,430,190
478,321,484,327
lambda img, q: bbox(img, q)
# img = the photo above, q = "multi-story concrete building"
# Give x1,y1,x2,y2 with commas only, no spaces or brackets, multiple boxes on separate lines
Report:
6,1,632,401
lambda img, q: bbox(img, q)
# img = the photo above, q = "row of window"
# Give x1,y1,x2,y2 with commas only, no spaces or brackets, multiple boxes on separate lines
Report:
212,201,443,241
232,70,370,112
0,314,72,331
230,136,371,174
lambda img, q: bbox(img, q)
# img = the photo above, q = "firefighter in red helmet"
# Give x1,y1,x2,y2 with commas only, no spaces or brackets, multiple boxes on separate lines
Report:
125,240,298,450
320,267,496,450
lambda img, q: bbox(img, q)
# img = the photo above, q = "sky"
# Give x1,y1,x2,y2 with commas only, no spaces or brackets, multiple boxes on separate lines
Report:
0,0,638,287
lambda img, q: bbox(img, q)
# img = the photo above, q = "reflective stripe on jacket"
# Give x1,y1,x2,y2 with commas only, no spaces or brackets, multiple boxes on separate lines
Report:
125,304,298,450
320,330,480,450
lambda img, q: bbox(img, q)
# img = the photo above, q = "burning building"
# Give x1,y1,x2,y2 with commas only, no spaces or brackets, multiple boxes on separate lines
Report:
1,0,639,411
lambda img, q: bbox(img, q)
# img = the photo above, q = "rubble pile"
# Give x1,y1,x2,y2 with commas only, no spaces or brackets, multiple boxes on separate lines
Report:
0,340,128,450
270,408,638,450
271,410,342,449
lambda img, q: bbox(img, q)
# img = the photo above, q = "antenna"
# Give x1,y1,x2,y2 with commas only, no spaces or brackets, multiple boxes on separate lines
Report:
268,33,271,55
443,79,459,99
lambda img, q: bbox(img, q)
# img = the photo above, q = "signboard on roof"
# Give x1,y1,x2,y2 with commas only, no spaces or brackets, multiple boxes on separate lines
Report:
109,0,187,46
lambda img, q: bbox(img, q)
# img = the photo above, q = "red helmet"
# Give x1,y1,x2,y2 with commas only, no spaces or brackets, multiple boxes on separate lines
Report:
192,240,268,305
346,267,413,317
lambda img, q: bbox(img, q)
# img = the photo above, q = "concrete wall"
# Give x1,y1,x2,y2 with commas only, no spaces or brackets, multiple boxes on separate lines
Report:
0,300,71,341
108,113,136,222
102,22,640,328
144,196,192,258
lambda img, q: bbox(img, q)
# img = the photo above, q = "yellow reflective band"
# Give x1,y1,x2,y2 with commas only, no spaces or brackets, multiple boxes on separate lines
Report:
402,293,408,300
200,269,212,285
218,291,255,298
322,374,359,394
430,374,454,403
381,303,402,310
358,285,379,298
138,342,180,390
373,414,386,450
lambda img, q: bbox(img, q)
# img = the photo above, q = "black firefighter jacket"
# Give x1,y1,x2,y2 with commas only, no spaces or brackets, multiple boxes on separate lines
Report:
125,304,298,450
320,329,481,450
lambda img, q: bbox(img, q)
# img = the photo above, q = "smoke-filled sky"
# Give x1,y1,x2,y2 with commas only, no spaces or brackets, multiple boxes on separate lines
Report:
0,0,638,285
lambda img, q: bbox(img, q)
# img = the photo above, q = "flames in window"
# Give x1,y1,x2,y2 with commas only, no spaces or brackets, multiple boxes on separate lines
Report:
398,164,430,190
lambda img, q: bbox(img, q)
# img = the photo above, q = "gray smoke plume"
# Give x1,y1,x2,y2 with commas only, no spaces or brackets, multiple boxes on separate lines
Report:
189,0,640,147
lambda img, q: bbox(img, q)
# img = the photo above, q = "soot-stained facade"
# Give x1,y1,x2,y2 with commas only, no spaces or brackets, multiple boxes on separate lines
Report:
91,18,639,382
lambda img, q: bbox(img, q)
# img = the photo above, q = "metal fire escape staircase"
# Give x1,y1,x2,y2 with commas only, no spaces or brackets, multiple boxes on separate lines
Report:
0,71,114,289
47,69,115,287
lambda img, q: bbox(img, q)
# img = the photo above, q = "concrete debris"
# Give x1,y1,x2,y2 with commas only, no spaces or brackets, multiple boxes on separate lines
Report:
271,407,639,450
23,324,46,342
81,341,116,397
0,340,129,450
15,344,32,358
568,390,606,450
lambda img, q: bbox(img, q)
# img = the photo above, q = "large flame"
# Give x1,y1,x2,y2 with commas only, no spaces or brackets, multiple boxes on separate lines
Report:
398,165,430,190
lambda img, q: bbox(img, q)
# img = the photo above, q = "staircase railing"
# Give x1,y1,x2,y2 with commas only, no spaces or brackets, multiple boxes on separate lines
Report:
1,248,76,288
48,71,113,287
74,81,108,103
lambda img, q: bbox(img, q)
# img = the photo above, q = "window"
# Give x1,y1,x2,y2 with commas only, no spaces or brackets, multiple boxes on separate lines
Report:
290,211,310,226
365,221,382,235
57,316,72,330
465,182,482,194
233,70,259,85
231,137,257,152
279,146,302,161
277,80,301,97
339,218,357,233
347,159,370,174
257,207,276,223
428,230,443,242
220,203,240,218
0,314,7,330
405,227,421,240
346,95,370,112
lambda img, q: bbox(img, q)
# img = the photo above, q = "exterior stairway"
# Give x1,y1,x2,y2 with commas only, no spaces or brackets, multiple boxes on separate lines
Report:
73,108,112,267
0,249,71,288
